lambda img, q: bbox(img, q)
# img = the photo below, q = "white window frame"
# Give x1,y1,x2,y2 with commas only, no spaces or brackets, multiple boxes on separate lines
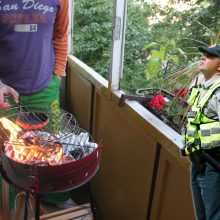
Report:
69,0,128,90
68,0,74,55
109,0,128,91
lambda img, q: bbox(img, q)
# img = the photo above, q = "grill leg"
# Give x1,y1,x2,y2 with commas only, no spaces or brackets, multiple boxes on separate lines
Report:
34,194,40,220
87,182,98,220
24,192,29,220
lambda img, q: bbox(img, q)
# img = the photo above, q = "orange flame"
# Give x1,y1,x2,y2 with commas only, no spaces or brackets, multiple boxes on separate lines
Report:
0,117,63,165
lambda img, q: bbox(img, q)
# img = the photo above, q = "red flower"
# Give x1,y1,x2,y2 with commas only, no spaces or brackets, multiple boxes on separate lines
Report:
149,94,166,111
171,87,187,99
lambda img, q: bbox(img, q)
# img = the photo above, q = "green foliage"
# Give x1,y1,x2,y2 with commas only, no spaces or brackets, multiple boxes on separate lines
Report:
73,0,112,79
144,40,186,84
73,0,152,93
73,0,220,94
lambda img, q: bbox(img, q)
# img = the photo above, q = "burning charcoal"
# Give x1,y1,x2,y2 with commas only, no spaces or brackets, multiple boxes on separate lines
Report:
24,151,35,162
24,137,35,145
23,148,29,155
4,144,14,158
70,148,84,160
17,131,25,138
19,131,35,141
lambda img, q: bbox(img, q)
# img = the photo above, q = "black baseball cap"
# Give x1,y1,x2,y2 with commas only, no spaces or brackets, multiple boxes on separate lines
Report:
198,45,220,58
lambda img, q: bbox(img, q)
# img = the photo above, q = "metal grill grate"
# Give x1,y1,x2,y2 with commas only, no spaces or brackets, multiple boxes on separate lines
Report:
0,106,97,166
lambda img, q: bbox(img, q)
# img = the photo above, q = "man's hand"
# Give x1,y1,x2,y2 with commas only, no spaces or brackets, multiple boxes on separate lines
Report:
0,81,19,109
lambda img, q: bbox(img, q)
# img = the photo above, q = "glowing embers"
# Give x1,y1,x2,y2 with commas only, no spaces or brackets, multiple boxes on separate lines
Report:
0,117,64,166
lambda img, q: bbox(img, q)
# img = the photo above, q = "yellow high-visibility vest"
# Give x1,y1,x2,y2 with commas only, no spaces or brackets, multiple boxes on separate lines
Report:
182,80,220,155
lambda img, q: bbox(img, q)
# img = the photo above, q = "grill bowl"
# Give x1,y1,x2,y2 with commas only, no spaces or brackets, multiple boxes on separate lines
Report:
0,143,102,193
0,106,102,193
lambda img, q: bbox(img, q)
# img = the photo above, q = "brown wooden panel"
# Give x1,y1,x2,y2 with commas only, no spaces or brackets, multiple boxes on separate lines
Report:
150,147,195,220
91,91,157,220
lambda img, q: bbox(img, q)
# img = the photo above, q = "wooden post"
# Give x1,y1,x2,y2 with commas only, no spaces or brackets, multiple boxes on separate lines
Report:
2,180,11,220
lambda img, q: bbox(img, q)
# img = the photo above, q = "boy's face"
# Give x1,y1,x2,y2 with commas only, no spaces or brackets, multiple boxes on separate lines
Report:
199,52,220,79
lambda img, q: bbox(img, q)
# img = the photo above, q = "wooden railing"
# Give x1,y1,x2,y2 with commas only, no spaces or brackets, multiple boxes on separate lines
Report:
66,55,196,220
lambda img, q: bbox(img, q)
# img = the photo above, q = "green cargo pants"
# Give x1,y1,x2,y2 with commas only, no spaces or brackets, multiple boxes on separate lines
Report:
0,76,70,208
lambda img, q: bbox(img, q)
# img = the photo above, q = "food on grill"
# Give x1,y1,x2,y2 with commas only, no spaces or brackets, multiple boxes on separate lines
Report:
16,112,49,130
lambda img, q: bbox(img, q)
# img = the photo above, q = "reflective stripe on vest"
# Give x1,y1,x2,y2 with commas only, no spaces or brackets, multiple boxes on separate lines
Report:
200,122,220,148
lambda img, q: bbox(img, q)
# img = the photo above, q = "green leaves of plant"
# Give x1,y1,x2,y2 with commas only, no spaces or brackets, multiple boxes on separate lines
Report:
170,55,179,63
146,57,161,80
145,40,185,80
143,42,159,50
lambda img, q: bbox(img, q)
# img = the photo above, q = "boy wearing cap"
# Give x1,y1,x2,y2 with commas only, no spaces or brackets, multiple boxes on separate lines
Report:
182,44,220,219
